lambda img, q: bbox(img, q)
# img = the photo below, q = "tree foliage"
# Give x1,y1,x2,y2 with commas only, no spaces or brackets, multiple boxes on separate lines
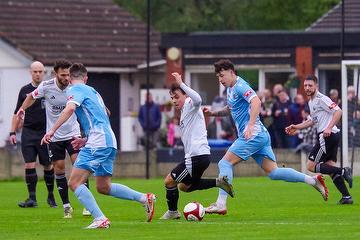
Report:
114,0,340,32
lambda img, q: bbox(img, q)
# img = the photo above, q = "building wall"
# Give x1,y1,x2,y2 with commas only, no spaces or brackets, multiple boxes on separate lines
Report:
0,68,30,147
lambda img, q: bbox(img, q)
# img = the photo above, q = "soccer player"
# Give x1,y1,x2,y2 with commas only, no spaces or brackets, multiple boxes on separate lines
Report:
17,59,90,217
41,63,155,229
205,59,328,215
160,72,234,220
286,75,353,204
9,61,56,208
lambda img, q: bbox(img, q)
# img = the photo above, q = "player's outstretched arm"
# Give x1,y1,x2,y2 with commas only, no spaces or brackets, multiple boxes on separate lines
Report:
172,72,202,107
204,106,230,117
41,103,76,145
285,119,314,135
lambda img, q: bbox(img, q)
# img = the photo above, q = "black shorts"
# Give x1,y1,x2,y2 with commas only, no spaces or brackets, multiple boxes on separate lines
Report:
48,139,79,162
170,154,210,186
308,132,340,163
21,127,51,166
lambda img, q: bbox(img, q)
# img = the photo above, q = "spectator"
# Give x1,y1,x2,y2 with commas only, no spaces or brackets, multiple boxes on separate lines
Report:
347,86,357,147
207,94,236,141
352,110,360,147
294,107,317,153
288,94,305,148
329,89,341,105
167,117,181,147
138,92,162,148
272,83,284,101
259,89,276,147
272,90,291,148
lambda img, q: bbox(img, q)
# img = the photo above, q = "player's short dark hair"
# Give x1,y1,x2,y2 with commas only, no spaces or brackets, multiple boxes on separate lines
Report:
69,63,87,79
53,59,72,72
214,59,235,74
305,74,318,83
169,84,185,95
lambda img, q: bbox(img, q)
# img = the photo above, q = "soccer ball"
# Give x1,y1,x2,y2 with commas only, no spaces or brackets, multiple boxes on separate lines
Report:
183,202,205,221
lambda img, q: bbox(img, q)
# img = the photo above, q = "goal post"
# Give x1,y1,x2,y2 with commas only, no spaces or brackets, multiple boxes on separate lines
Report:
341,60,360,172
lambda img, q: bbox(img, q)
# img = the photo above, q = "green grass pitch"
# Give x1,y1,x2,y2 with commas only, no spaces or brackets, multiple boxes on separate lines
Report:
0,176,359,240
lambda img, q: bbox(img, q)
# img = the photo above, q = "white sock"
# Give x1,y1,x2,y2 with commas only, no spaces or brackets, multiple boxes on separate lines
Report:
304,175,316,186
216,194,227,208
139,194,147,204
63,203,71,208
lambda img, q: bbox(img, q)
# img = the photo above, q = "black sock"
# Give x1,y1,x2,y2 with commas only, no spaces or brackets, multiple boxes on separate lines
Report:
25,168,37,201
187,179,216,192
166,186,179,211
84,179,90,189
332,174,350,197
315,162,342,175
44,169,55,197
55,174,69,205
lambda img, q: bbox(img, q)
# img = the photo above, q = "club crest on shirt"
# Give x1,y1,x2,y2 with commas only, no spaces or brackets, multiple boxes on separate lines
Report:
33,89,39,97
329,102,337,109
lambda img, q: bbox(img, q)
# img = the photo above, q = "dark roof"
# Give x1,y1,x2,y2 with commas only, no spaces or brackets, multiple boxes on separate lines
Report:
307,0,360,32
0,0,161,68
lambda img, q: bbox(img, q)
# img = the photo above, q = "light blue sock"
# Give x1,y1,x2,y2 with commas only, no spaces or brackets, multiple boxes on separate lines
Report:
74,184,104,219
109,183,143,202
218,159,233,196
268,168,306,182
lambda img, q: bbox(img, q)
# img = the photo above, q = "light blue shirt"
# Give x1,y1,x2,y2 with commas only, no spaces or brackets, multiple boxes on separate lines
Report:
66,83,117,149
227,76,264,138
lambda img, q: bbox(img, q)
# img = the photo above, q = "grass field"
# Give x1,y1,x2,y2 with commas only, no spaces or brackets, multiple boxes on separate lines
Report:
0,176,359,240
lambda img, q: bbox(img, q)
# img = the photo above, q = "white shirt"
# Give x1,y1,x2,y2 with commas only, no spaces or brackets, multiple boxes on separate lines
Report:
32,79,81,142
179,83,210,158
308,91,340,134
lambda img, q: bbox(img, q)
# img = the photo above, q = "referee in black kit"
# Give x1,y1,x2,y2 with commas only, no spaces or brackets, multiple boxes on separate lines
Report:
9,61,56,208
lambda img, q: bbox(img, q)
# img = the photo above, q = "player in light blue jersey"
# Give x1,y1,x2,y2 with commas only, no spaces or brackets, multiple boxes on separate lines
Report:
205,59,329,215
41,63,155,229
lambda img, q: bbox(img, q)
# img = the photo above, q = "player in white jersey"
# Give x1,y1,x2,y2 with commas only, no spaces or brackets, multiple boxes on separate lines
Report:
159,72,234,220
286,75,353,204
17,59,90,217
41,63,155,229
205,59,329,215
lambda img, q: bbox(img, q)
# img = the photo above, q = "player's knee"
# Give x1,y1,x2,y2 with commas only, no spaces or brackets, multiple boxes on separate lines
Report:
68,179,77,192
164,174,176,188
178,183,190,192
307,161,315,172
96,185,110,195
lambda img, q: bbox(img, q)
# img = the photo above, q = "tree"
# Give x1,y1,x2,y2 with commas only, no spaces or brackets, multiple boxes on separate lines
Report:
114,0,340,32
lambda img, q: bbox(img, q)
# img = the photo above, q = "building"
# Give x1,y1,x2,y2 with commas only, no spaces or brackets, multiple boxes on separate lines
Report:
0,0,165,148
160,0,360,104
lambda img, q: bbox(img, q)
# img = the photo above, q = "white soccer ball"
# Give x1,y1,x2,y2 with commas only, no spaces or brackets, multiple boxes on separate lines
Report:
183,202,205,221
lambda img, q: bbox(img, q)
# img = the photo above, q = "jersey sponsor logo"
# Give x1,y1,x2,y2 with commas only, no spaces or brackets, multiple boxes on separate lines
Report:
329,102,337,109
243,90,252,97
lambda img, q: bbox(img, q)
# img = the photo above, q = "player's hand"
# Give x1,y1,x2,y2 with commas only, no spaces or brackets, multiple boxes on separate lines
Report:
202,107,213,117
16,108,25,120
244,124,254,140
171,72,183,86
323,128,332,137
41,130,54,145
285,125,297,135
71,136,87,150
9,135,17,145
